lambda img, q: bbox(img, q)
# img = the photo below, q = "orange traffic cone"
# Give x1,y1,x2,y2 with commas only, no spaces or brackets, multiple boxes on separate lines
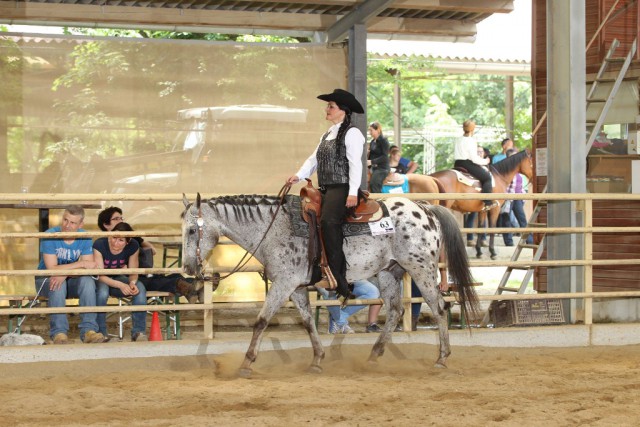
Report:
149,312,163,341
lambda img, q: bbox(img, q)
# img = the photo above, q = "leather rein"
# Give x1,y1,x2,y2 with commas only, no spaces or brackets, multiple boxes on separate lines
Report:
194,184,292,282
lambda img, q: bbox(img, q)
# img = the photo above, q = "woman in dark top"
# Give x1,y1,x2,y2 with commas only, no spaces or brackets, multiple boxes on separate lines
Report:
93,222,148,342
367,121,390,193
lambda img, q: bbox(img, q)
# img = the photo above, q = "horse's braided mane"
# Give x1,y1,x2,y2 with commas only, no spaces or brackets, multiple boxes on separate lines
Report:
204,194,287,222
490,150,527,176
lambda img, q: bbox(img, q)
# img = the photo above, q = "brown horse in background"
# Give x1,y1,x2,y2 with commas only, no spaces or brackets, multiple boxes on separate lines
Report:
427,150,534,259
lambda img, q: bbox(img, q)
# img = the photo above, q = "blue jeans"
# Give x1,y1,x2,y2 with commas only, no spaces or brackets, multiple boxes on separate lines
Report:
511,200,534,244
320,279,380,327
464,212,486,242
34,275,99,340
411,279,422,317
96,276,147,338
498,212,514,245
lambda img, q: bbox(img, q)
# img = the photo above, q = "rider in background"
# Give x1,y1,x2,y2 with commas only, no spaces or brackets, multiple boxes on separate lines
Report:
286,88,366,301
453,119,497,211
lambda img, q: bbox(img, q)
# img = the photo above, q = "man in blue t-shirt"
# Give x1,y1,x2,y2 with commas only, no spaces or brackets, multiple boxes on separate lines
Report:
35,205,105,344
491,137,514,164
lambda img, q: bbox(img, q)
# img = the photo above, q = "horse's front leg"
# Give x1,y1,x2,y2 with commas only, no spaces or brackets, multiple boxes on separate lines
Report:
289,286,325,374
238,281,294,378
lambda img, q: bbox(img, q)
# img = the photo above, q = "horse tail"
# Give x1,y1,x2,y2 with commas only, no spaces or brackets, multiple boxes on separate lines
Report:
425,204,480,327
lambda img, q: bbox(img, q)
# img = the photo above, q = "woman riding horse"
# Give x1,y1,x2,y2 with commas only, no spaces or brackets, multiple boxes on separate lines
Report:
286,88,365,302
453,120,497,211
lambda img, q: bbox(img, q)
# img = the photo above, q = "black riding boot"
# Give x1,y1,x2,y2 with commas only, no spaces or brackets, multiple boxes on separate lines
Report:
321,222,351,299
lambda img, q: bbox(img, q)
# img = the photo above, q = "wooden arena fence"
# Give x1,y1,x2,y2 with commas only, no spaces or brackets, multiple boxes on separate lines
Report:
1,192,640,338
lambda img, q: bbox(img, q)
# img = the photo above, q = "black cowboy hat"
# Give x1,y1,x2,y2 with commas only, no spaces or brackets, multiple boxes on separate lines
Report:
317,88,364,114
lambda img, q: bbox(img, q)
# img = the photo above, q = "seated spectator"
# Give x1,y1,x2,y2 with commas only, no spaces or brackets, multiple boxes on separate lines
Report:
318,279,382,334
97,207,197,302
389,145,418,174
34,205,105,344
93,222,148,341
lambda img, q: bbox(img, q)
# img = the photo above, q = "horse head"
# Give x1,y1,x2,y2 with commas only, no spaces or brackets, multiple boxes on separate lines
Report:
181,193,221,279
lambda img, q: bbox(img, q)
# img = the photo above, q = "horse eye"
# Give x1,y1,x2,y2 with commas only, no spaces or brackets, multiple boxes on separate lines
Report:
189,228,196,235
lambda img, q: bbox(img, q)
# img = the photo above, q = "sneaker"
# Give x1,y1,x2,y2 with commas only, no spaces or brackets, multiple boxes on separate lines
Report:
132,332,148,342
52,332,69,345
365,323,382,333
341,324,355,334
466,240,475,247
329,323,354,334
83,330,106,344
481,240,489,247
175,278,195,296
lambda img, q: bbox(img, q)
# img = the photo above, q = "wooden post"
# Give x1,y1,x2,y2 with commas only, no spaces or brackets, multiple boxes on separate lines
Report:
584,199,593,325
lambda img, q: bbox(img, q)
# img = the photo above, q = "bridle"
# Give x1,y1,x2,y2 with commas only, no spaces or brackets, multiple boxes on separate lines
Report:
193,184,292,281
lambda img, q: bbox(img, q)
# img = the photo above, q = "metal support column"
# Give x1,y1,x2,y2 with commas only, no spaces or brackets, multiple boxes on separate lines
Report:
546,0,586,322
348,23,369,191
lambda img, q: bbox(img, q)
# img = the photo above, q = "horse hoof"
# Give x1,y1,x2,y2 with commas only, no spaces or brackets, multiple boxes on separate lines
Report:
475,253,482,259
237,368,253,379
308,365,323,374
434,361,448,369
490,255,497,260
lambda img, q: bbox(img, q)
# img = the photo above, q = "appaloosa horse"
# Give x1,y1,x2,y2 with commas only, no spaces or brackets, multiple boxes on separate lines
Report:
181,193,479,377
426,149,534,259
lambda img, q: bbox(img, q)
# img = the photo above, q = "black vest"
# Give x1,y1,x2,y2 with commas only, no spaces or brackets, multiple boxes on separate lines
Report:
316,127,352,186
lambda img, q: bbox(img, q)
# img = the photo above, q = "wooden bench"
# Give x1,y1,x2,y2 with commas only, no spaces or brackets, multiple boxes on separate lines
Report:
114,291,181,340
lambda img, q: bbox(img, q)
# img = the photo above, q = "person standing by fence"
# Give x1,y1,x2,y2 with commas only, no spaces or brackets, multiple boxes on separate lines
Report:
367,121,390,193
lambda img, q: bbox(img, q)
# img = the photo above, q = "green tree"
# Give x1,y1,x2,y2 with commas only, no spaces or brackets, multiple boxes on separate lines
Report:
367,55,532,171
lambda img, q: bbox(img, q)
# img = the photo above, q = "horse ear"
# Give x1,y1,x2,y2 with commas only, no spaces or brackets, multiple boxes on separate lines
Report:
182,193,189,208
196,193,202,208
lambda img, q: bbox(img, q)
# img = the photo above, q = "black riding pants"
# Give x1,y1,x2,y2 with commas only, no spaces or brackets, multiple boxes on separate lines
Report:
454,159,492,204
320,184,349,291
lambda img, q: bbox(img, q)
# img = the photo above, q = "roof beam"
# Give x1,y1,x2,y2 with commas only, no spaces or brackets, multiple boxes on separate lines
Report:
326,0,396,44
0,2,478,40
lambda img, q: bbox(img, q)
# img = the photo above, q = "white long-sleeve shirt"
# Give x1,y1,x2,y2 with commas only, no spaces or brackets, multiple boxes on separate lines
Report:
295,122,365,196
454,135,489,165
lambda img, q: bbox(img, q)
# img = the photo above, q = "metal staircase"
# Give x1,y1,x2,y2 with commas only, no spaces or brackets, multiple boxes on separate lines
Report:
481,38,637,326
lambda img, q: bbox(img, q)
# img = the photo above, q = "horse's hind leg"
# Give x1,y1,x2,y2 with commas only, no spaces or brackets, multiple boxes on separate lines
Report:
238,282,294,378
289,287,325,373
368,269,403,363
412,270,450,368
